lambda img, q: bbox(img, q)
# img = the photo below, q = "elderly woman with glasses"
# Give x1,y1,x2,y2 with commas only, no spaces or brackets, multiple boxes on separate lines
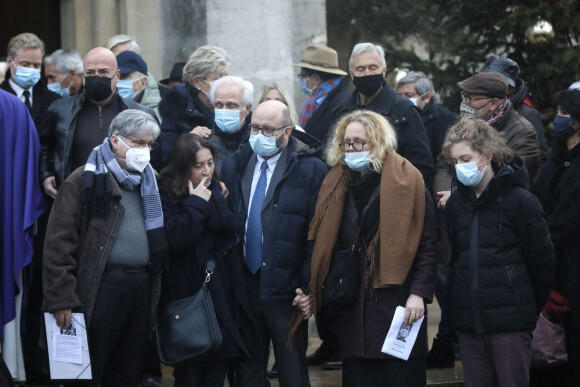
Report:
42,109,168,386
292,110,437,386
157,45,229,168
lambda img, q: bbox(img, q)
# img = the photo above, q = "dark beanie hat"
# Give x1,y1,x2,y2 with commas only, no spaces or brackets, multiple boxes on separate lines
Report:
457,73,508,99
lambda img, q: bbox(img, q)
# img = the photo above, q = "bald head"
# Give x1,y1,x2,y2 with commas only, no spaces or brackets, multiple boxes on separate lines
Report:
254,100,292,128
83,47,120,102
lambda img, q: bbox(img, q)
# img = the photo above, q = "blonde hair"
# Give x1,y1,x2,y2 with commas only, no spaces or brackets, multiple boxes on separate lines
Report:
182,45,229,84
442,118,514,170
257,82,298,125
326,110,397,172
7,33,45,58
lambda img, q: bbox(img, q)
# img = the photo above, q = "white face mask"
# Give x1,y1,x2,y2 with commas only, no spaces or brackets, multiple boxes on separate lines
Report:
116,136,151,172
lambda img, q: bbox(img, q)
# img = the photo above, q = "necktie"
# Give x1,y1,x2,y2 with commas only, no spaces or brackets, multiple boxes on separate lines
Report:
23,90,32,111
245,161,269,274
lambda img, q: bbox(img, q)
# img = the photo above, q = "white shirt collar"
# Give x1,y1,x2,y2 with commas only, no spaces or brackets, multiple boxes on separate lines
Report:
9,78,33,103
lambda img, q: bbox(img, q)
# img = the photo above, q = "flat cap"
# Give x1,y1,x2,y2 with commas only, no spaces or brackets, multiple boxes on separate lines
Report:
457,72,508,99
116,51,147,76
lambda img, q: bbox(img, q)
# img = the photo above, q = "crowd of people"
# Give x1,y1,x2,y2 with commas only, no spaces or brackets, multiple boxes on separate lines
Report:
1,30,580,387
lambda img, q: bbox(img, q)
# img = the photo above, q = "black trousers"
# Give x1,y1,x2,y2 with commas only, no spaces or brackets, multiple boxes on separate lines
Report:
87,266,152,386
237,269,310,387
342,357,426,387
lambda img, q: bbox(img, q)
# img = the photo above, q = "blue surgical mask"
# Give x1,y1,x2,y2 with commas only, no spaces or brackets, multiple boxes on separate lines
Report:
13,66,41,89
215,107,246,133
300,78,313,96
344,150,371,172
455,154,486,187
249,130,283,157
47,73,71,98
117,79,138,100
553,115,576,140
409,97,419,106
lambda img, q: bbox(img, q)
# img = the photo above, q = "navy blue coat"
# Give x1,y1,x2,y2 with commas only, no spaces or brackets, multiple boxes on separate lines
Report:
220,132,328,301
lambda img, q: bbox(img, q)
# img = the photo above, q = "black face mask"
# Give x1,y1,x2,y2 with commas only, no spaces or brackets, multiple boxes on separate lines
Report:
352,73,384,96
84,75,114,101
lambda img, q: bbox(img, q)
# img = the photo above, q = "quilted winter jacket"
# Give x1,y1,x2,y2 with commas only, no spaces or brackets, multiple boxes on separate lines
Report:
447,157,554,333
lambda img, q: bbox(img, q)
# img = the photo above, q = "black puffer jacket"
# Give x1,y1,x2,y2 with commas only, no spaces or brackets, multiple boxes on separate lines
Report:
447,157,554,333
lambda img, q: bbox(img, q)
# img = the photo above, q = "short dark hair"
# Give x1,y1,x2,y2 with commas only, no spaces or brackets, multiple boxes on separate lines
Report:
554,89,580,123
159,134,219,198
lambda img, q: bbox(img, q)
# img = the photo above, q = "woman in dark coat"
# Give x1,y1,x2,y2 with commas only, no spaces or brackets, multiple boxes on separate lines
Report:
442,118,554,387
158,134,256,386
156,46,229,169
294,110,438,387
532,89,580,385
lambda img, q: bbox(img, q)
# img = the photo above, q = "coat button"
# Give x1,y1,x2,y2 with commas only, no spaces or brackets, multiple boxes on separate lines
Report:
175,314,180,319
565,162,570,167
262,262,266,266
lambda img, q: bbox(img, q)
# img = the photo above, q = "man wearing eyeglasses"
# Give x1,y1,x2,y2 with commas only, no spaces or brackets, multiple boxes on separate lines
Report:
40,47,158,200
334,43,434,190
220,100,327,387
434,72,541,208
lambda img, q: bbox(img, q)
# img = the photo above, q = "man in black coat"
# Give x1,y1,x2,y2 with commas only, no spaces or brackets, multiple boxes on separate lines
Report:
40,47,158,198
334,43,434,189
292,45,350,148
2,33,60,140
397,71,457,166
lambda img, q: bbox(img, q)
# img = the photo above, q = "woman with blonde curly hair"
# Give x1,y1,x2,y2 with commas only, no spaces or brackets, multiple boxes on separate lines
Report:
442,118,554,387
292,110,437,386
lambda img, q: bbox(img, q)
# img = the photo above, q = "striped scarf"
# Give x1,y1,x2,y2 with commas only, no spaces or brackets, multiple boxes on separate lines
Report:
299,78,341,127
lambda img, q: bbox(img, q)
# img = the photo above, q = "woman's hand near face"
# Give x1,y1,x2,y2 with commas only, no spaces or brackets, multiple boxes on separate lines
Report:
188,176,212,201
404,293,424,327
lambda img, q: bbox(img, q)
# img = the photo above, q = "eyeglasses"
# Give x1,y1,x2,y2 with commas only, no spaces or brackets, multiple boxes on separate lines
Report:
297,73,311,81
461,91,491,105
120,135,158,150
249,123,287,137
340,140,367,152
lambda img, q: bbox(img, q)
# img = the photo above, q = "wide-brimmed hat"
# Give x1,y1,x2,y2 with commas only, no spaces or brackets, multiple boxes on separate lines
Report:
292,45,347,76
457,72,508,99
160,62,186,85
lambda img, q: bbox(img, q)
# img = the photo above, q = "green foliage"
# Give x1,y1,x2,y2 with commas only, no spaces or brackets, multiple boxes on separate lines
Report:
327,0,580,139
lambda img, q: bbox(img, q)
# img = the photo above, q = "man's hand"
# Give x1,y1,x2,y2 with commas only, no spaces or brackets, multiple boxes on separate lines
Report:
292,288,312,320
219,182,229,198
43,176,58,199
437,191,451,210
191,126,212,138
53,309,73,329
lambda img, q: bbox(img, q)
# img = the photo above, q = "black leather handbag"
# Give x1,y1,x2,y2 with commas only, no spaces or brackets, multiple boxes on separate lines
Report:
322,246,360,307
155,260,222,366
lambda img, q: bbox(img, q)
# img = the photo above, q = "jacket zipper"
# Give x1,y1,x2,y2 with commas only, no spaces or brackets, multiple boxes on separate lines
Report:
469,211,483,333
98,106,102,130
82,204,121,317
506,265,521,303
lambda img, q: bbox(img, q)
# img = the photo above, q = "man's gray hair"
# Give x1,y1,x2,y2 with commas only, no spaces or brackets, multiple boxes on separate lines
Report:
7,33,45,58
348,43,387,70
104,34,141,54
109,109,160,140
397,71,436,97
209,75,254,106
182,45,229,84
280,104,293,128
44,49,83,74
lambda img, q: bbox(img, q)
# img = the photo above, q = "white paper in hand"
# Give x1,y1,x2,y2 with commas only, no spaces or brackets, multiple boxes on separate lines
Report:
381,306,424,360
